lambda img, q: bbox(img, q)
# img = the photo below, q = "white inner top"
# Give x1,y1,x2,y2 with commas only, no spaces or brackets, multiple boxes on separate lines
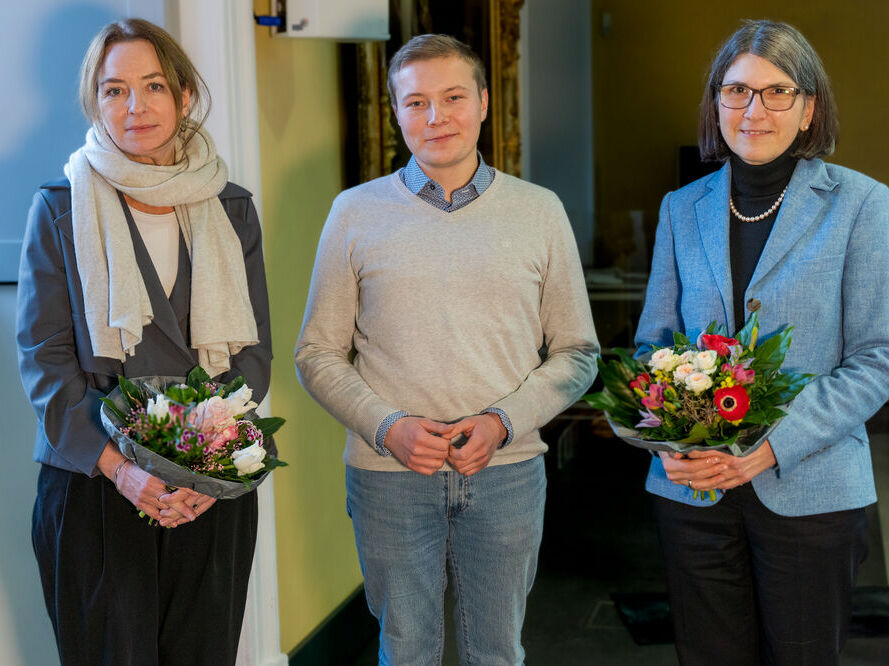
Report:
129,206,179,298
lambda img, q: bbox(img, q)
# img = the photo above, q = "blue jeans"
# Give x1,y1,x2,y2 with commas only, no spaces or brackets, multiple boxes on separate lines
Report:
346,456,546,665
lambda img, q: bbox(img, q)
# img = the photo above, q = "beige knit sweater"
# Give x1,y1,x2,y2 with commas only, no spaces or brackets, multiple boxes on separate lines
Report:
296,170,599,471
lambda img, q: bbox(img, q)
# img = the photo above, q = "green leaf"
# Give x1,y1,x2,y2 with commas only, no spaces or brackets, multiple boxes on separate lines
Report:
678,422,712,444
583,391,616,411
705,321,727,336
673,331,691,347
100,397,128,422
253,417,286,437
220,376,246,397
705,431,739,448
597,358,638,403
741,406,787,425
769,372,813,404
166,385,197,405
753,327,793,372
118,375,145,409
734,311,759,347
186,366,212,390
261,456,288,471
613,347,645,375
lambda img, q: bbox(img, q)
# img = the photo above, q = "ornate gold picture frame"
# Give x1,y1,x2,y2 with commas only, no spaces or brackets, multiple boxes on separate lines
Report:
348,0,524,184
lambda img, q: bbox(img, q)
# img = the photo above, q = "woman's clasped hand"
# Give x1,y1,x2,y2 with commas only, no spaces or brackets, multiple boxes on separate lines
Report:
659,439,778,492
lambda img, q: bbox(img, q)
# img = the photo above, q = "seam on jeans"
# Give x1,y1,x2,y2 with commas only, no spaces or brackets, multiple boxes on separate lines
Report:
461,474,472,514
447,525,473,663
435,542,448,664
437,472,449,664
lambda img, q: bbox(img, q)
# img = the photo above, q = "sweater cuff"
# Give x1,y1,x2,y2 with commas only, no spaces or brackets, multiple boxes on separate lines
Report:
373,411,407,456
481,408,514,447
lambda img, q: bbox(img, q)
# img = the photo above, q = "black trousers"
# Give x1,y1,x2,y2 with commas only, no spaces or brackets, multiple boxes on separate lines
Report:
32,464,258,666
653,483,869,666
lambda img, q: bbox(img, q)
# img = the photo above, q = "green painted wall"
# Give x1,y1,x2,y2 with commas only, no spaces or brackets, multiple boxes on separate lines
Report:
252,21,363,652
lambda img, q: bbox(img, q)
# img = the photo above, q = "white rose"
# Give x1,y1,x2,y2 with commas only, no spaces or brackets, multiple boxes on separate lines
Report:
693,350,719,374
146,394,171,420
649,348,680,372
685,372,713,394
672,363,695,383
232,443,267,476
677,350,695,364
225,384,258,418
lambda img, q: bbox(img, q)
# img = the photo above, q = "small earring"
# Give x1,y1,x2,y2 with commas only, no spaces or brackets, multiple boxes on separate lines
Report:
801,125,809,131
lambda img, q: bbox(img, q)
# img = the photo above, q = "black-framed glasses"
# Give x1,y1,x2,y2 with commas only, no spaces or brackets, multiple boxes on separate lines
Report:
716,84,803,111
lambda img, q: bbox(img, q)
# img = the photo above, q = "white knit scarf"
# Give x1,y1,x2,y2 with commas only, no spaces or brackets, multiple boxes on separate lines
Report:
64,124,259,378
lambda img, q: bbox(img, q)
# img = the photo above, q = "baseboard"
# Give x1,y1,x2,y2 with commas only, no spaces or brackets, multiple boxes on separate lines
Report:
288,585,377,665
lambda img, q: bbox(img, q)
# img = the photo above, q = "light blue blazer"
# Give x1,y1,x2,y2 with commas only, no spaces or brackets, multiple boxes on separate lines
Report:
635,158,889,516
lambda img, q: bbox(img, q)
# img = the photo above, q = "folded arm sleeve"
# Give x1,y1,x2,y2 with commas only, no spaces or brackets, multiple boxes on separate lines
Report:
768,182,889,474
16,189,109,476
487,201,600,440
635,192,684,356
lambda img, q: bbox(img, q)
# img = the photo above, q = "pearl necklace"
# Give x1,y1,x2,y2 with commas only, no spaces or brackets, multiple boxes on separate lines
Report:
729,186,788,223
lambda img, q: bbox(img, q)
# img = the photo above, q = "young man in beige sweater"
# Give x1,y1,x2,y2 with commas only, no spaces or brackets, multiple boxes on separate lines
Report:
296,34,598,665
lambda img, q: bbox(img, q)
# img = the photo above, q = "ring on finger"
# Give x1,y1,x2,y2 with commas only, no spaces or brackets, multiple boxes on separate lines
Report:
687,479,693,489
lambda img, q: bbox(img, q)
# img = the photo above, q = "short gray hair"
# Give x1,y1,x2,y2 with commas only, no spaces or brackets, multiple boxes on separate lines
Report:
387,34,487,103
698,20,838,162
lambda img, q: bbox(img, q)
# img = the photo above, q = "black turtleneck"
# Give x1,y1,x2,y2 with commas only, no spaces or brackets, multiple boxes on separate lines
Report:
729,146,798,329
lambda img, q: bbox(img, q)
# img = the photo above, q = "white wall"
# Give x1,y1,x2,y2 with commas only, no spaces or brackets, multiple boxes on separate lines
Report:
0,2,162,665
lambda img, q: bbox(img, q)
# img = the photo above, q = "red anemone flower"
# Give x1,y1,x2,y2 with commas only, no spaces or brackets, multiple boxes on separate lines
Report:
714,386,750,422
700,334,740,357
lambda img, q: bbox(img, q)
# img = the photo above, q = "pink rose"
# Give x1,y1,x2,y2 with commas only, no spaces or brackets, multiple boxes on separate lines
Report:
187,396,235,434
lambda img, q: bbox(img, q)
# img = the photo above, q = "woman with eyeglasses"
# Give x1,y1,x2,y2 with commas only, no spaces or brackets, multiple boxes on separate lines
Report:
634,20,889,665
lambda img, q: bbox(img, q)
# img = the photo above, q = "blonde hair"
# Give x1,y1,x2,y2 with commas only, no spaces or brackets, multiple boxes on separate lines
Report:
79,18,210,150
387,34,487,102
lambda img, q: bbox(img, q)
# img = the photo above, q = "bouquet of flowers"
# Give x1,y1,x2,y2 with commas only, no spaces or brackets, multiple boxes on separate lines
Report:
100,366,287,500
585,314,811,481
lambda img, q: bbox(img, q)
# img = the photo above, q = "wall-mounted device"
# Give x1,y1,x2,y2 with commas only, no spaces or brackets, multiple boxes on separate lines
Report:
263,0,389,40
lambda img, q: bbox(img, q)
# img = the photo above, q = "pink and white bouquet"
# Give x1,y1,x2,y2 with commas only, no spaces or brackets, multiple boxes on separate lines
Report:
100,366,286,499
585,313,811,463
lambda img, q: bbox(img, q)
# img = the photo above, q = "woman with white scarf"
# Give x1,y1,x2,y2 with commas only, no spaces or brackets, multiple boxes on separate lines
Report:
17,19,272,665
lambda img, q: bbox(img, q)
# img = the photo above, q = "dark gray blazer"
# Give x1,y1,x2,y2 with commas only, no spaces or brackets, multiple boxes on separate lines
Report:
17,178,273,476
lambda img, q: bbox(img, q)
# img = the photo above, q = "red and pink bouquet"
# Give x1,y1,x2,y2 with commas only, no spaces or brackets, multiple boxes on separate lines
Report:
100,366,286,499
585,313,811,465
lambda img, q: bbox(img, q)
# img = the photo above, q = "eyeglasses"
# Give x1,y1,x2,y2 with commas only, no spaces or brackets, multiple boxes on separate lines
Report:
716,84,803,111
